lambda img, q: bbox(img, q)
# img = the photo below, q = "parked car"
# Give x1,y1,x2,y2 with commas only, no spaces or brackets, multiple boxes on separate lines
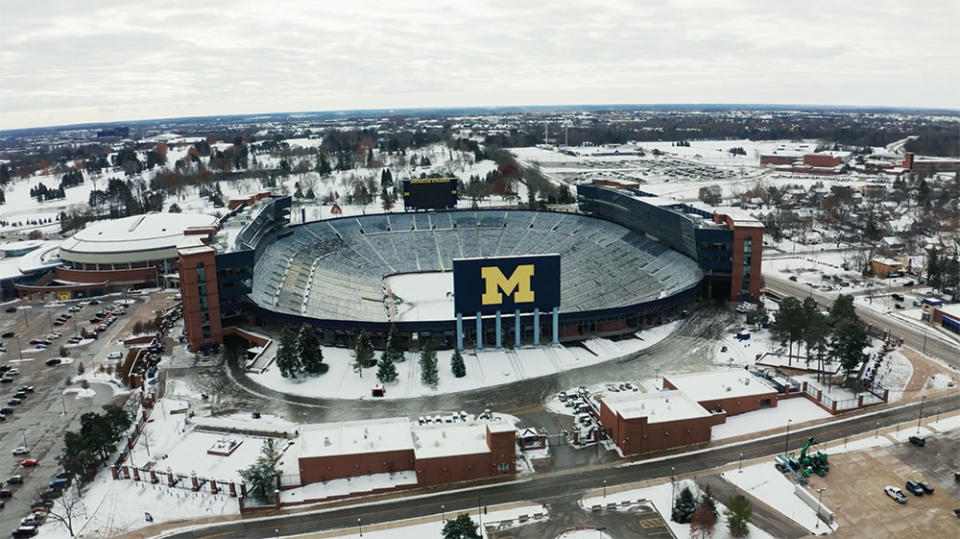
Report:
11,525,38,538
11,447,29,456
885,485,908,503
7,398,21,406
0,378,14,385
19,459,38,467
18,386,34,393
44,358,61,367
909,435,926,447
107,351,123,360
88,299,100,305
918,481,935,494
1,332,14,339
0,408,13,415
0,489,12,499
905,480,925,496
6,475,23,485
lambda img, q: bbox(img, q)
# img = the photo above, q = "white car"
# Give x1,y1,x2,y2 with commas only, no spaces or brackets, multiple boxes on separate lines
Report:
12,446,30,456
885,485,907,504
107,351,123,360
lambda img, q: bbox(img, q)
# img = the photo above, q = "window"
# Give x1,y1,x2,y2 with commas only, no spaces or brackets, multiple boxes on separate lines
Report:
496,463,510,472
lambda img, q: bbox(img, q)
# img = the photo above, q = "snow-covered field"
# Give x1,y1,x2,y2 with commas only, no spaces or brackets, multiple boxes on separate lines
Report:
711,398,832,440
579,479,774,539
385,272,454,322
249,322,678,400
722,465,839,535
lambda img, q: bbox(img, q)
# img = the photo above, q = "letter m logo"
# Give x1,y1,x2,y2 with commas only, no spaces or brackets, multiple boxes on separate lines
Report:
480,264,535,306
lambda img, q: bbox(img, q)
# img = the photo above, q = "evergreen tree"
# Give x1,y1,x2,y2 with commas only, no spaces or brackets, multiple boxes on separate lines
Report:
239,439,283,504
317,153,332,176
927,247,941,291
830,320,869,381
419,342,439,388
771,296,805,365
381,188,394,211
451,349,466,378
298,325,326,375
377,347,398,383
276,327,300,378
441,513,480,539
386,325,405,362
672,486,698,523
828,294,858,327
353,330,374,378
725,494,752,537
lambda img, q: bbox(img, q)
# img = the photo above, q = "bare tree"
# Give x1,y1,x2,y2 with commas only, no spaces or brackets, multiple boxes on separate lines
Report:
43,483,87,537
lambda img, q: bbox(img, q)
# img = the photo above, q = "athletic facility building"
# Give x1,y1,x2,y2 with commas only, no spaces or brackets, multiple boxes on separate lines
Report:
171,179,761,351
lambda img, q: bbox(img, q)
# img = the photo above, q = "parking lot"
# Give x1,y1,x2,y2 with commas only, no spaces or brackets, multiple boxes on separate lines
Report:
0,292,168,537
805,429,960,538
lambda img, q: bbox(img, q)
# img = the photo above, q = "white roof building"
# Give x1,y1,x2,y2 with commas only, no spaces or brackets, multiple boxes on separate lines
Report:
663,369,777,403
602,389,711,423
59,212,218,267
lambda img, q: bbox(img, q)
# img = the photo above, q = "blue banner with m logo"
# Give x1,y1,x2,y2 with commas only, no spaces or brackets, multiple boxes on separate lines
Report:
453,254,560,315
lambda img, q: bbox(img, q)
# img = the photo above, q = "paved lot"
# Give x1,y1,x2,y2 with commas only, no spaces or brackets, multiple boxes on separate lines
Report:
805,430,960,538
0,292,166,537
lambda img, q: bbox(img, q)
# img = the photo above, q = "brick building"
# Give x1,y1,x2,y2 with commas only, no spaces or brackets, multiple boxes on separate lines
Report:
662,369,779,416
599,390,720,456
291,417,516,491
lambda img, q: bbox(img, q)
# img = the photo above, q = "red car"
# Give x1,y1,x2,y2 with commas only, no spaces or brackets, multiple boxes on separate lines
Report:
19,459,38,467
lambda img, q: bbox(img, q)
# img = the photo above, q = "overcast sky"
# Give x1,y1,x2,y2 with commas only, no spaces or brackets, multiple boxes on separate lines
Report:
1,0,958,130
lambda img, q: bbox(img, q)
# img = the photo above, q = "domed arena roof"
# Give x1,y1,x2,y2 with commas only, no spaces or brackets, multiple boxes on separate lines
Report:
59,213,218,265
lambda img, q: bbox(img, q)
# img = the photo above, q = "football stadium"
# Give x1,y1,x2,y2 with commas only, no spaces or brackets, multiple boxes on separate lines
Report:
176,180,762,351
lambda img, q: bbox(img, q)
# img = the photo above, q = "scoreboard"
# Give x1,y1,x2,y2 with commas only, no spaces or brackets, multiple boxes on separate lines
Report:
402,178,458,210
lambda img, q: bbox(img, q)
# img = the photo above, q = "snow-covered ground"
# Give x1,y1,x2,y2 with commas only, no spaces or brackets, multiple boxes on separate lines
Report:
722,465,839,535
579,479,774,539
249,322,678,400
711,398,832,440
316,502,547,539
385,272,454,322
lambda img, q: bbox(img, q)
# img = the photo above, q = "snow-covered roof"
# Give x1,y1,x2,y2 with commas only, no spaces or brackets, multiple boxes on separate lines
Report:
299,418,414,458
602,389,711,423
412,422,491,459
938,303,960,320
663,369,777,402
60,213,218,255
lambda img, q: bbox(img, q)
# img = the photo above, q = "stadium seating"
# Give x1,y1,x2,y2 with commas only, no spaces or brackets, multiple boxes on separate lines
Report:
250,210,702,321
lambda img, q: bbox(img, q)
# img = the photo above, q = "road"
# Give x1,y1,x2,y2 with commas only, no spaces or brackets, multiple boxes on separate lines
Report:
763,272,960,365
160,392,960,539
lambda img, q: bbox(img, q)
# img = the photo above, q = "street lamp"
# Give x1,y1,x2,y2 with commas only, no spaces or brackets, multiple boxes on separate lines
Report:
441,504,445,522
917,396,926,433
936,408,941,425
784,419,792,457
739,453,744,473
20,428,28,448
815,488,826,528
603,479,607,499
670,466,676,516
874,421,879,439
357,517,362,537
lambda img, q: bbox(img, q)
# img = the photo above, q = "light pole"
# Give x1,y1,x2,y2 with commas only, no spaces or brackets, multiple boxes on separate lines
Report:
815,487,826,528
936,408,941,425
917,395,925,433
357,517,362,537
441,504,445,522
15,335,22,360
478,494,483,529
20,428,27,448
739,453,744,473
784,419,792,457
603,479,607,499
670,466,676,516
874,421,879,439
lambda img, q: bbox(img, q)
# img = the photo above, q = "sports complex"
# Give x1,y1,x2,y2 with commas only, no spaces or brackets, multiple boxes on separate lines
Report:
175,179,763,351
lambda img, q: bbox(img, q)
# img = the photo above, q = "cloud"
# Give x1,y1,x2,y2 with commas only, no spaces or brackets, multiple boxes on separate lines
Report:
1,0,958,129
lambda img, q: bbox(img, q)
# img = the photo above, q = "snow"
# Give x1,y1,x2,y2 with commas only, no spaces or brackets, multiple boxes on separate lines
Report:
928,412,960,433
279,471,418,504
579,479,774,539
316,502,547,539
711,398,833,440
818,434,891,455
385,272,454,321
886,425,933,443
558,531,612,539
300,418,414,457
663,368,778,401
249,322,677,400
722,464,838,534
925,372,957,390
63,387,97,399
603,389,711,423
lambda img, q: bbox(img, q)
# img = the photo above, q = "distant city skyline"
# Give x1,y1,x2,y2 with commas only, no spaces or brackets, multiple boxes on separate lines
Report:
2,0,958,130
